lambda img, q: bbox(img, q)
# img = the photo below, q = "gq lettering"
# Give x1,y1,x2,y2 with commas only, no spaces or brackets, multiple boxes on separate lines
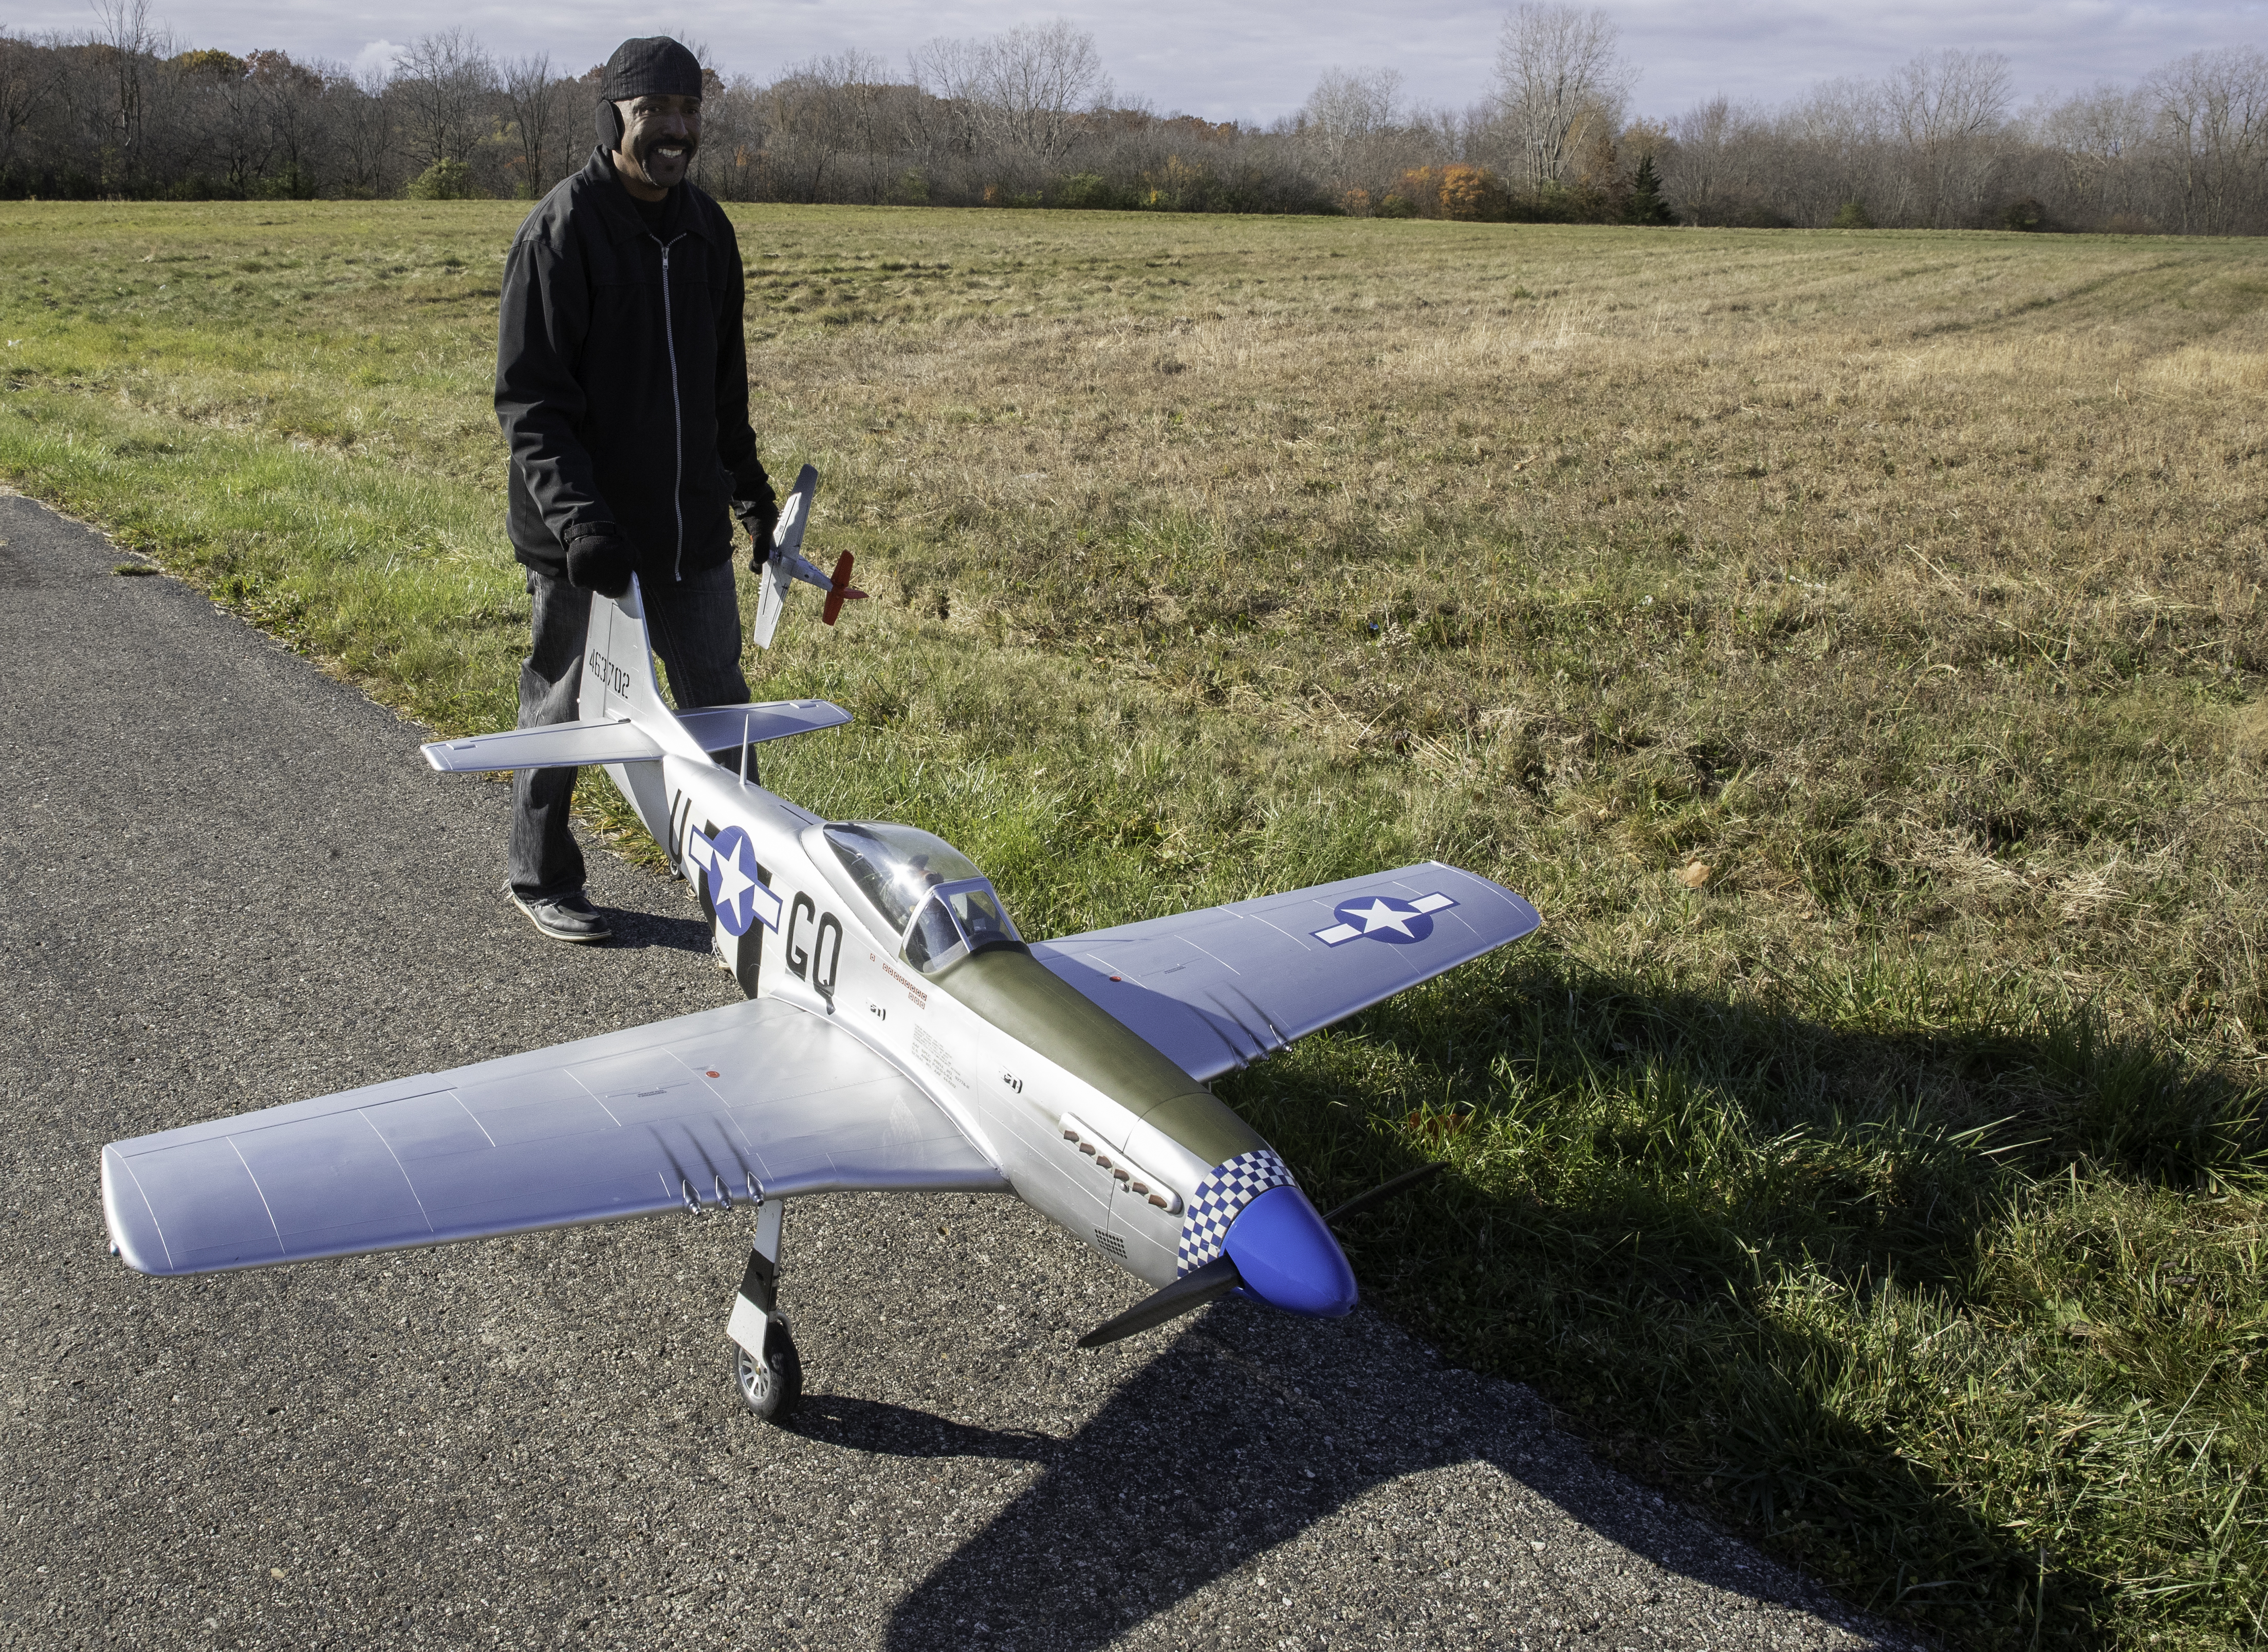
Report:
785,893,841,1001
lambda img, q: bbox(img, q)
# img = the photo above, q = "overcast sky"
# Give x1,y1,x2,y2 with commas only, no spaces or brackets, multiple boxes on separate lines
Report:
61,0,2268,122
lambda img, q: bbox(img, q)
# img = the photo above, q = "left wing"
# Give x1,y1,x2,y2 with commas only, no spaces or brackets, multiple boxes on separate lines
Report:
101,997,1004,1277
1031,861,1539,1084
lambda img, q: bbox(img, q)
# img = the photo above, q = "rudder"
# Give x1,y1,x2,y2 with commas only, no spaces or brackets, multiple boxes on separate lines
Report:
581,579,706,760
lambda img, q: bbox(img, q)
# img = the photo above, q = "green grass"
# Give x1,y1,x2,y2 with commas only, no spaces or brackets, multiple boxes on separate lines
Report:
2,201,2262,1649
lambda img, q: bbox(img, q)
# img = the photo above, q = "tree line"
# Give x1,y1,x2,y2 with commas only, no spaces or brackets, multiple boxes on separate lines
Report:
5,1,2263,234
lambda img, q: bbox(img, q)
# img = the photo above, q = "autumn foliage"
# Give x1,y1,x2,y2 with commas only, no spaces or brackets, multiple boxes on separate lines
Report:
1392,163,1513,221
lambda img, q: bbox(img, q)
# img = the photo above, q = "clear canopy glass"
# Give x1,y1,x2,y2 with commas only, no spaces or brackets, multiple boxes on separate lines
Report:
822,822,1022,972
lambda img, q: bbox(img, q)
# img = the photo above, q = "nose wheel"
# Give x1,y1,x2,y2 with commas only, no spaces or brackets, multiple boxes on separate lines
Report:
729,1319,803,1420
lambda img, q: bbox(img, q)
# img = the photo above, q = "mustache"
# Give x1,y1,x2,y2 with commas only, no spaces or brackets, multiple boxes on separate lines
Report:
635,131,698,164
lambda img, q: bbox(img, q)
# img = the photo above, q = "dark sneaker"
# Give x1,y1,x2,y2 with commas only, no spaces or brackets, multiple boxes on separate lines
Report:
510,888,613,943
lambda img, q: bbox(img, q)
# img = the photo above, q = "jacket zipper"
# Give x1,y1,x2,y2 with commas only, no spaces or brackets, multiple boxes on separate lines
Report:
657,234,686,580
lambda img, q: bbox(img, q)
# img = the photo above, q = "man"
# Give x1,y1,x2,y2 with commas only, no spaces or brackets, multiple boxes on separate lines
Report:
493,35,777,943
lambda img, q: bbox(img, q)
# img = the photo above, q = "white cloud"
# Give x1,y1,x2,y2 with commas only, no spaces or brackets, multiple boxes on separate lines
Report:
349,38,404,81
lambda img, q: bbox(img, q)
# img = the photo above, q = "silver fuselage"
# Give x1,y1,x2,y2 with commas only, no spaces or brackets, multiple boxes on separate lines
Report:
639,755,1261,1289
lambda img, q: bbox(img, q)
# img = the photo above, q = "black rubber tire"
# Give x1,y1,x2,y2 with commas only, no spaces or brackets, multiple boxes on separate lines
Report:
729,1319,803,1422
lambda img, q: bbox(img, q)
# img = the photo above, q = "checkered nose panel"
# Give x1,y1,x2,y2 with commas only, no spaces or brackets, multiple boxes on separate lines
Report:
1175,1148,1297,1277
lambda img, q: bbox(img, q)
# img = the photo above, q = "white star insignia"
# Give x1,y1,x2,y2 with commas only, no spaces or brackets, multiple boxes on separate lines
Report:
1350,898,1417,937
712,839,757,913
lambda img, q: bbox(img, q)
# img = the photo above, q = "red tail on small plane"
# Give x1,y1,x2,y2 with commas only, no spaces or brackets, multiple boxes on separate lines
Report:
821,552,867,626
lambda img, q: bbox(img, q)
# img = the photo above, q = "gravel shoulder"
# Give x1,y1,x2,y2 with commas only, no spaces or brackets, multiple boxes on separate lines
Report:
0,492,1908,1651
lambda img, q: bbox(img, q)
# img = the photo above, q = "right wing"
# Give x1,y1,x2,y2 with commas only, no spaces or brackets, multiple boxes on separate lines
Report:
101,997,1003,1277
1032,861,1539,1084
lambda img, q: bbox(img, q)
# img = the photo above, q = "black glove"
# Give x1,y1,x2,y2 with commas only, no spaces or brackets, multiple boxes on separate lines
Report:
564,525,636,600
731,455,780,553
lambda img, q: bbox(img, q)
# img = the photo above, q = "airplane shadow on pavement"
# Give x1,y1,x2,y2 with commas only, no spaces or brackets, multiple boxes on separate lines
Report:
794,1301,1893,1651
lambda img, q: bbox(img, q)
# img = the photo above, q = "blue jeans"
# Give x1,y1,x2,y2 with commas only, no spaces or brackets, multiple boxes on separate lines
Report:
509,561,750,901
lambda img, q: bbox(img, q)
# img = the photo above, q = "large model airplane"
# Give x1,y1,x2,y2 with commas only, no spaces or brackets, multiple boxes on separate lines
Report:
98,472,1541,1422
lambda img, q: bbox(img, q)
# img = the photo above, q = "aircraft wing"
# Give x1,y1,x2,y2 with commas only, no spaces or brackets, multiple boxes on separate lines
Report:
1030,861,1539,1084
101,998,1005,1278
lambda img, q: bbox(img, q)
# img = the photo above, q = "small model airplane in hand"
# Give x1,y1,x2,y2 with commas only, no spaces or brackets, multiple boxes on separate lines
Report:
98,471,1541,1421
750,464,862,647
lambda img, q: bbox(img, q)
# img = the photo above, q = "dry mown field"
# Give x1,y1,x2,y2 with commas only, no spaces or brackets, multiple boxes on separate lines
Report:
2,203,2263,1649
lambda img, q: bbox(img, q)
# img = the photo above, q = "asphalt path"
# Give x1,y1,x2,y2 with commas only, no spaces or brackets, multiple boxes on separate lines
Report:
0,492,1910,1651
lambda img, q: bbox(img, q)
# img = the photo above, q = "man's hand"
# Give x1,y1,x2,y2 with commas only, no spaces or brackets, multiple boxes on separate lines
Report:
564,526,636,600
731,455,780,556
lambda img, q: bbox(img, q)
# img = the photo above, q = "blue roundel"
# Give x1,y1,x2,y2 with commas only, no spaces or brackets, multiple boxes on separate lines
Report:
1329,894,1434,945
705,825,762,937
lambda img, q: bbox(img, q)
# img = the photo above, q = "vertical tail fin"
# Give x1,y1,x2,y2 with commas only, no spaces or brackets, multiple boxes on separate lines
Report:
582,578,707,762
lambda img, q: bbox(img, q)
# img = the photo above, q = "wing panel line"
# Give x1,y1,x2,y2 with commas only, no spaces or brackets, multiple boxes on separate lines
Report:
358,1110,436,1237
113,1152,174,1273
226,1135,286,1254
572,1065,625,1129
449,1092,499,1149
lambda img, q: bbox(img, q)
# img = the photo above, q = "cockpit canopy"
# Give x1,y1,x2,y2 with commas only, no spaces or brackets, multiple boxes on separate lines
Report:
822,822,1023,975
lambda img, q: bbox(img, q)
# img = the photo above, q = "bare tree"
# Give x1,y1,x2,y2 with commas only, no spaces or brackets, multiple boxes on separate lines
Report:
395,29,494,170
762,50,892,201
87,0,162,181
243,50,326,192
501,51,564,196
912,21,1107,162
2030,83,2151,227
907,34,988,157
1492,3,1630,192
0,29,66,180
1879,50,2013,226
2148,47,2268,235
1785,77,1895,222
1298,66,1402,187
170,48,265,190
1666,96,1745,224
984,20,1108,159
327,59,398,196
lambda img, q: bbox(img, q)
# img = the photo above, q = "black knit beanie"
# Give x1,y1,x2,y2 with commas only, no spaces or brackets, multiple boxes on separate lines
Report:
597,37,703,101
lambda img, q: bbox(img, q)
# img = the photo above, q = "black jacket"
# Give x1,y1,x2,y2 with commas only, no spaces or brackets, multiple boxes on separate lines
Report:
495,148,756,583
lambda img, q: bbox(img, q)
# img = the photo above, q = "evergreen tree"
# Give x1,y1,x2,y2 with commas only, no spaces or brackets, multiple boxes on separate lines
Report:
1624,152,1675,225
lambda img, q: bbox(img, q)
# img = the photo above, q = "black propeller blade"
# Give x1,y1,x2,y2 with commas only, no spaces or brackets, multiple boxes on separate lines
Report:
1076,1254,1243,1349
1322,1159,1446,1227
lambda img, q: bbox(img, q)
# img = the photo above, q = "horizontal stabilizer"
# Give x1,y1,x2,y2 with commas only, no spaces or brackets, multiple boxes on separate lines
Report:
422,718,662,773
676,699,852,749
422,700,851,774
